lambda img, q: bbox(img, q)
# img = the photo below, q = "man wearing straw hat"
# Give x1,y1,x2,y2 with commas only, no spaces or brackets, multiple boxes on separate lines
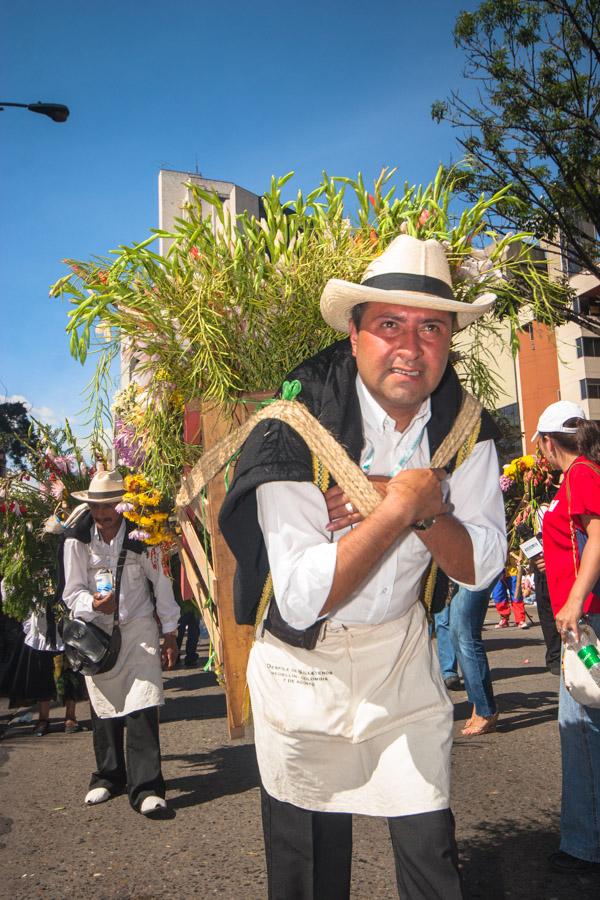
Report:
62,469,180,818
220,235,507,897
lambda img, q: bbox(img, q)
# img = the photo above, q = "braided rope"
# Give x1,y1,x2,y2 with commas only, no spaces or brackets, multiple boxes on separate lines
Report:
420,411,483,617
176,391,484,513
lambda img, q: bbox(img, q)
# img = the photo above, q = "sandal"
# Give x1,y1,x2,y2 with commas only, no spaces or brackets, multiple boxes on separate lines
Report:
64,721,85,734
461,712,499,736
33,720,50,737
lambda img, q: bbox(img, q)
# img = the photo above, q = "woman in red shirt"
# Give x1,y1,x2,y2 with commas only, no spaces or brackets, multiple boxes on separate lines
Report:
536,400,600,874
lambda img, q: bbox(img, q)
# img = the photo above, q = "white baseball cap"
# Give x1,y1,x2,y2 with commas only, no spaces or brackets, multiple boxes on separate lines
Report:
531,400,587,442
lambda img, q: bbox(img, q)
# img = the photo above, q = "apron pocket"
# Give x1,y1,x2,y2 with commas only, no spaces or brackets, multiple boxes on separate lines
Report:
248,629,354,738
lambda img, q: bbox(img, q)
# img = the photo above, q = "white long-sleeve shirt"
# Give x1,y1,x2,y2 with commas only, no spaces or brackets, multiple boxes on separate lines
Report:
62,520,180,633
256,375,507,630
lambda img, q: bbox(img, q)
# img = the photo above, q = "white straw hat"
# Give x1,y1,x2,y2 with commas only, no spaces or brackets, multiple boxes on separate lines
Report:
71,470,125,504
320,234,496,332
531,400,586,442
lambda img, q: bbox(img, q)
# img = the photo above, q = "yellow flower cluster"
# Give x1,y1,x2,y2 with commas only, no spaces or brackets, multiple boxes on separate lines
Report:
121,474,174,546
503,455,536,477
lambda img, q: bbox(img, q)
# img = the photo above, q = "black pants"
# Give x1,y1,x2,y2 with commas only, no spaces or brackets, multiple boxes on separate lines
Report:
534,572,561,669
261,788,463,900
89,705,165,810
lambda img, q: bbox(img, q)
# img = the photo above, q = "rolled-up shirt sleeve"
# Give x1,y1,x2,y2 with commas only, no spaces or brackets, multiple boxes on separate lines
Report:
447,439,507,591
141,551,180,633
256,481,337,630
62,537,97,621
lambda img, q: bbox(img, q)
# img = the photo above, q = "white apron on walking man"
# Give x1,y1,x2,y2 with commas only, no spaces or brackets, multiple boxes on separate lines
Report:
62,469,180,818
220,235,507,898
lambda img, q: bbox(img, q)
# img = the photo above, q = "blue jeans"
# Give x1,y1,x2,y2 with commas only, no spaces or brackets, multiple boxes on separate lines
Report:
433,604,458,679
448,586,497,718
558,613,600,862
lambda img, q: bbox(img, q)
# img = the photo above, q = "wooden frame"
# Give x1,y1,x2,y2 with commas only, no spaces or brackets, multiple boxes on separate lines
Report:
178,398,263,739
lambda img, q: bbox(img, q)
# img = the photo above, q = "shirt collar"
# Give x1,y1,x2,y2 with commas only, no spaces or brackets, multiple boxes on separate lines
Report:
356,374,431,436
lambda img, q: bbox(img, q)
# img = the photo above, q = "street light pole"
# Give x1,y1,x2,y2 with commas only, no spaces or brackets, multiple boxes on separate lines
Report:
0,101,69,123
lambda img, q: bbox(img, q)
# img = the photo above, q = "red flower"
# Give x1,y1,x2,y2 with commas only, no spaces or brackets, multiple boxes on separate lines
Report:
368,194,376,208
190,246,200,259
97,270,108,284
418,209,431,227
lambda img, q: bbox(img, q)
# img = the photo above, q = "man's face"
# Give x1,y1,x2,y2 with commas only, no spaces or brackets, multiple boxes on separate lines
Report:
349,302,453,429
89,502,122,534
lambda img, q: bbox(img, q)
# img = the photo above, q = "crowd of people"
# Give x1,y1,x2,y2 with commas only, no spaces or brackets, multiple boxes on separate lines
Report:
2,233,600,896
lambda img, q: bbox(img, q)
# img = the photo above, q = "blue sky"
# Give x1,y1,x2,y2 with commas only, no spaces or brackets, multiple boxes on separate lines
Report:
1,0,479,437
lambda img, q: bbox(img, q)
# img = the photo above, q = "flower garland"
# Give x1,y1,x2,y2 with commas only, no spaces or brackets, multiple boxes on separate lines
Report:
500,451,556,550
116,473,174,546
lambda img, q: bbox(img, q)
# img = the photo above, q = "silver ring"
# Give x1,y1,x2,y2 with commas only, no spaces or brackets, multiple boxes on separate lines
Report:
345,502,354,513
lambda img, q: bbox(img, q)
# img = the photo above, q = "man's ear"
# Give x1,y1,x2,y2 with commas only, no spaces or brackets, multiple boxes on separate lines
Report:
349,321,358,357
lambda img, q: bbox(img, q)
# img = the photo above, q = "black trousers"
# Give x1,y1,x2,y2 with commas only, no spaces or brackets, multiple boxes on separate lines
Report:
534,572,561,669
89,705,165,810
261,788,463,900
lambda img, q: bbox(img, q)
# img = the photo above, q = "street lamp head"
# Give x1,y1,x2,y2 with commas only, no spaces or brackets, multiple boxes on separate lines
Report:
27,102,70,123
0,101,70,122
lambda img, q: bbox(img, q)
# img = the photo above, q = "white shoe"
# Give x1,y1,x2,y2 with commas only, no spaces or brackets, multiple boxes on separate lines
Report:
85,787,111,805
140,795,167,817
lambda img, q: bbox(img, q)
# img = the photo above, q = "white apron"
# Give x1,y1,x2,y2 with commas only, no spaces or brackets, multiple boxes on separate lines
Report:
247,601,453,816
85,616,163,719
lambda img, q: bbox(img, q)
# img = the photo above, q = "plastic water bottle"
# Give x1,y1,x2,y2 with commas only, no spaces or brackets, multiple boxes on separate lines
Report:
95,569,113,596
565,628,600,686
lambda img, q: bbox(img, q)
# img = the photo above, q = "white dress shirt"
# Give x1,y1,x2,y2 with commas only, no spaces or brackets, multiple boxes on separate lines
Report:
256,375,507,630
62,520,180,633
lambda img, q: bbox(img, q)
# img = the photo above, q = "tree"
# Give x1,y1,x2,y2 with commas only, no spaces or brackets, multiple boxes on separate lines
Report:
0,401,37,475
432,0,600,284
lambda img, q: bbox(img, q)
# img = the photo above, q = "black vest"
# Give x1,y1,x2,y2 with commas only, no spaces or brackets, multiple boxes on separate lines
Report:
219,339,499,626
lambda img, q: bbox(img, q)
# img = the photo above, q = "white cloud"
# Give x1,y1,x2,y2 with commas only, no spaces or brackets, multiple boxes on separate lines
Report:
0,394,60,426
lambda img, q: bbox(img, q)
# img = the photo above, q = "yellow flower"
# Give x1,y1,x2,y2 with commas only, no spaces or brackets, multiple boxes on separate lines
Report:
136,490,161,507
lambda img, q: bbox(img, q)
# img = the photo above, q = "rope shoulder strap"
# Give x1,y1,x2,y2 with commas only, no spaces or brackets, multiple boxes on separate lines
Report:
176,390,483,516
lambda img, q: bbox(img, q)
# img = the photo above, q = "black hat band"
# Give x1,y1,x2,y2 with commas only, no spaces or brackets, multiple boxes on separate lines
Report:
361,272,455,300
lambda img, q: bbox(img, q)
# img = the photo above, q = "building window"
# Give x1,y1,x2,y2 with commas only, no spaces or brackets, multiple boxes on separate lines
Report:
581,378,600,400
576,337,600,358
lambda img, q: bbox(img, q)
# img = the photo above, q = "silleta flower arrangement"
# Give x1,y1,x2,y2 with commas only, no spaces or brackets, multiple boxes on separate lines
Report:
116,473,173,546
500,452,556,549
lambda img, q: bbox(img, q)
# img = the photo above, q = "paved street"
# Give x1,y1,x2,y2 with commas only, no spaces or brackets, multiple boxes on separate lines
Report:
1,607,599,899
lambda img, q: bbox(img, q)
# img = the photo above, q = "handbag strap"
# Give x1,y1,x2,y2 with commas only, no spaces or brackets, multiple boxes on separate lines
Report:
565,458,600,578
112,546,128,625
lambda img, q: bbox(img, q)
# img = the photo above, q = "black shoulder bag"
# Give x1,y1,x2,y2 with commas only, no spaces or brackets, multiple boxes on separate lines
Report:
62,546,127,676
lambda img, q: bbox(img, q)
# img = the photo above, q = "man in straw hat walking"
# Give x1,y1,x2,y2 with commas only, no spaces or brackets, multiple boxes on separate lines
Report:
220,235,507,897
62,469,180,818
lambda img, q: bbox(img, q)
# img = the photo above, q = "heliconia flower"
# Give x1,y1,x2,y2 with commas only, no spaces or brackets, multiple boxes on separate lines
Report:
115,501,135,513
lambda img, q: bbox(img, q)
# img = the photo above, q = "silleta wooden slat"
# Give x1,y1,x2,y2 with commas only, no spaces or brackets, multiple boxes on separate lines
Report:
180,399,256,739
177,542,222,659
200,403,255,739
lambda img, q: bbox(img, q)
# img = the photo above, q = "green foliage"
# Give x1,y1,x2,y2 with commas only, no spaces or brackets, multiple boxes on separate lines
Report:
50,166,572,494
432,0,600,281
0,421,91,621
